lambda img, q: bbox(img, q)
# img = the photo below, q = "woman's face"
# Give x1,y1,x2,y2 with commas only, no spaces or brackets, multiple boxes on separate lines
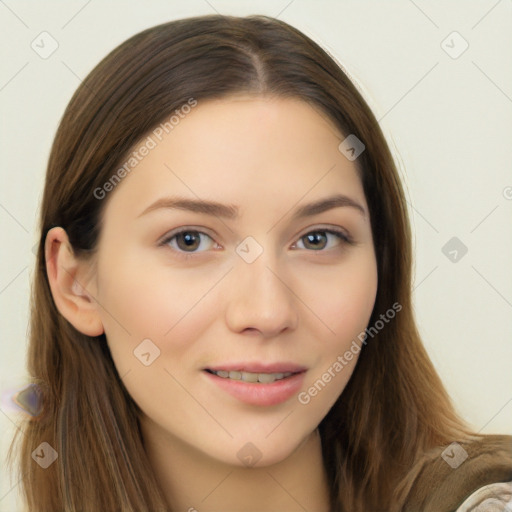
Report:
88,95,378,466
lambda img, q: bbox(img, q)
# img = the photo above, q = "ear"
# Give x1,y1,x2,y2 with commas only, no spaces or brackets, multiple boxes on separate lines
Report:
45,227,104,337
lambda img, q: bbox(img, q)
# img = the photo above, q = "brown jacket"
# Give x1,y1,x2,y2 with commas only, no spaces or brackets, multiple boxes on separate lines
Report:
400,434,512,511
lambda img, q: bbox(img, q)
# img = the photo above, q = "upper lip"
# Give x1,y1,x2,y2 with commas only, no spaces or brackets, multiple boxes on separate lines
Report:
204,362,308,374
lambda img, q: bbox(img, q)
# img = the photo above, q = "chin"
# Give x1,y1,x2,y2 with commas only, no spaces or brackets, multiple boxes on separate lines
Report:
209,427,317,469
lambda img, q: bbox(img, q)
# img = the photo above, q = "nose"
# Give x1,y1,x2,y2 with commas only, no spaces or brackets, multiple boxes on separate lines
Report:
224,251,299,337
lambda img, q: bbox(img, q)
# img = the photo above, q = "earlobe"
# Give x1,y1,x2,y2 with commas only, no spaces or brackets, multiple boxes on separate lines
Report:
45,227,104,337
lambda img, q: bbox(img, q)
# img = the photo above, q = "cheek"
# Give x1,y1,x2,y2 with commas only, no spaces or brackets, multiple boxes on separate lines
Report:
93,255,223,421
95,253,227,365
297,253,377,398
302,253,378,344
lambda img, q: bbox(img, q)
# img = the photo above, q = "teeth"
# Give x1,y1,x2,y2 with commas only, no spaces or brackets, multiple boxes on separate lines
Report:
241,371,259,383
257,373,277,384
211,370,294,383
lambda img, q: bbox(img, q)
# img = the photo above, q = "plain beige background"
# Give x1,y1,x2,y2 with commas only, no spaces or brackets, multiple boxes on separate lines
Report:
1,1,511,510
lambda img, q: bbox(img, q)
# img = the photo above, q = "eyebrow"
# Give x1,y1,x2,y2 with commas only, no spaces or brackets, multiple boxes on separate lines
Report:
137,193,366,220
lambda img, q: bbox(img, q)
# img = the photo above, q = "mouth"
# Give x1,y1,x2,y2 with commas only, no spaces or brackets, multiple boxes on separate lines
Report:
202,364,307,406
204,368,299,384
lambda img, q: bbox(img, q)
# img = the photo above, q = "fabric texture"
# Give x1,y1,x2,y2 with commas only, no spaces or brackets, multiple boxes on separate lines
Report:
399,434,512,512
455,480,512,511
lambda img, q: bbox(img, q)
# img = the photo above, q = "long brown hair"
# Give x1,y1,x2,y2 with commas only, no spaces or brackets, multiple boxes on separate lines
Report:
9,14,478,511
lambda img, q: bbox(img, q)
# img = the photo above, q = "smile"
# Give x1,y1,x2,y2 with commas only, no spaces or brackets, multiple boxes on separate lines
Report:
203,368,307,406
206,369,295,383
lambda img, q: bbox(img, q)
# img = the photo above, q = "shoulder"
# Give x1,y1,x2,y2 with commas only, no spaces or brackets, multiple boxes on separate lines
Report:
398,434,512,512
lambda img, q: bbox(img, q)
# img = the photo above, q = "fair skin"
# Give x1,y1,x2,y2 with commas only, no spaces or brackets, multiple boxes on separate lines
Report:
45,95,378,511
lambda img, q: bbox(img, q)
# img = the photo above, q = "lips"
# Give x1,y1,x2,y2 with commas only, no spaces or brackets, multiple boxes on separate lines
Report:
203,362,307,384
204,362,307,374
202,362,307,406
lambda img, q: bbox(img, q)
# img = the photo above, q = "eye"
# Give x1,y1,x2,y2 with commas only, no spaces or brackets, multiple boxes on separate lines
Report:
160,229,218,254
159,226,352,258
292,228,351,251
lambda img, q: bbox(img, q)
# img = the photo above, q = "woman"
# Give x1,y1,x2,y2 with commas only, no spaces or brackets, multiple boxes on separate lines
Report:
9,14,511,512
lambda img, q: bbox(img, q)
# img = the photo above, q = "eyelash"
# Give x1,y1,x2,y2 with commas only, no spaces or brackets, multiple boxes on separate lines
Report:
159,227,353,260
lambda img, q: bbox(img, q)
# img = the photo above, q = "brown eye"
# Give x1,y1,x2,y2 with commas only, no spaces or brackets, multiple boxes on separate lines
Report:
302,232,328,250
294,229,350,251
162,229,216,254
175,231,201,251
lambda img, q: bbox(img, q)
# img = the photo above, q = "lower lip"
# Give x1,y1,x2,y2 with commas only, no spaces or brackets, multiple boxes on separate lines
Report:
203,370,306,406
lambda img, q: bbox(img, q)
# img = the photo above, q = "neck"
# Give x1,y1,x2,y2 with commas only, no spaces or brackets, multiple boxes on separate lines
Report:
140,418,331,512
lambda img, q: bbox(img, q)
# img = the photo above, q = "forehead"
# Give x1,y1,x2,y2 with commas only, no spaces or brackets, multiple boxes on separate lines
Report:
101,95,366,222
